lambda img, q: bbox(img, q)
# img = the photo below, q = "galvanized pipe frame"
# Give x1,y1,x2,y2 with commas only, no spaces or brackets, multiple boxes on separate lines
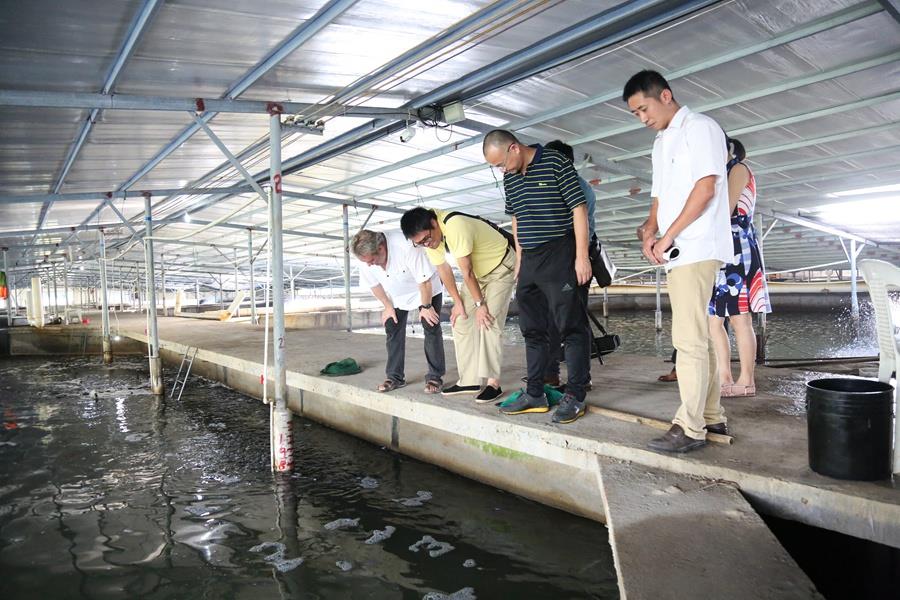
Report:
0,89,406,117
99,231,113,364
278,2,883,205
143,0,538,225
28,0,164,254
150,0,721,231
52,0,362,255
227,8,897,241
81,0,884,270
293,123,900,246
7,0,884,270
15,1,892,282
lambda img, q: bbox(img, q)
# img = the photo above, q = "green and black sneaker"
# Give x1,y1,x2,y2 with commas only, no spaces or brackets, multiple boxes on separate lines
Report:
499,389,550,415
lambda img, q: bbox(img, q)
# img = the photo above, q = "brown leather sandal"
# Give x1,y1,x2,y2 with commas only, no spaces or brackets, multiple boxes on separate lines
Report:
377,379,407,393
424,379,442,394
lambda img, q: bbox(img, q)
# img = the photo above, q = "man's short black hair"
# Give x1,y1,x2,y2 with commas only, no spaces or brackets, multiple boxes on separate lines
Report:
545,140,574,163
622,70,672,103
400,207,437,239
483,129,518,155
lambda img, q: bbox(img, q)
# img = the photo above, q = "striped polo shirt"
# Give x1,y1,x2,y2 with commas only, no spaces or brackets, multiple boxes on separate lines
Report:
503,145,586,250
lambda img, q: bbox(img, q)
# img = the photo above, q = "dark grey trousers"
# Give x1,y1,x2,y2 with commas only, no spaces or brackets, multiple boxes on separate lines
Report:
384,292,445,384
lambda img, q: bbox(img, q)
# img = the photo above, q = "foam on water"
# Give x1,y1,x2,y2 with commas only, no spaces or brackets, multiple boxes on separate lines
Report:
359,476,379,489
409,535,455,558
423,587,477,600
324,517,360,530
396,490,432,507
365,525,396,544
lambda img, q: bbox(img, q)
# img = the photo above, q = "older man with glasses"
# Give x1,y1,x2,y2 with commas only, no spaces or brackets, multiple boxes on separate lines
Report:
351,229,446,394
400,207,516,403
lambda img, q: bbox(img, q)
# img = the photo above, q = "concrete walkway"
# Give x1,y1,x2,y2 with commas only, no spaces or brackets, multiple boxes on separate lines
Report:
596,457,822,599
26,313,900,553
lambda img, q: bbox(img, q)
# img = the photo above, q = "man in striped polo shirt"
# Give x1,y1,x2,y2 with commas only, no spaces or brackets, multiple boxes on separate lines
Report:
483,129,593,424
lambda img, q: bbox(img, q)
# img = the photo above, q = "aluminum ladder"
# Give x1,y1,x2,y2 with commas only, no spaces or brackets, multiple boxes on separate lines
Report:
170,346,198,401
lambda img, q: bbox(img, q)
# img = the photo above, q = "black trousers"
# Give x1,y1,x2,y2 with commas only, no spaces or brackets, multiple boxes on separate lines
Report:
518,235,591,401
384,293,445,384
544,234,599,379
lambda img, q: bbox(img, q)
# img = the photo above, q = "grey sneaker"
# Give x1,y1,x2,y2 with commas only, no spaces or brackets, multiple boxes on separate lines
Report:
552,393,586,424
499,390,550,415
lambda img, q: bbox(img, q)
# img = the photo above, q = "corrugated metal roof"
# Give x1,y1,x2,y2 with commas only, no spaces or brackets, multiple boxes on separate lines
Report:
1,0,898,289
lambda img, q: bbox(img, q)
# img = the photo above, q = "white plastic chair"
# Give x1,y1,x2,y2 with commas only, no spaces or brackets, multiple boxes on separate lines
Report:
858,259,900,473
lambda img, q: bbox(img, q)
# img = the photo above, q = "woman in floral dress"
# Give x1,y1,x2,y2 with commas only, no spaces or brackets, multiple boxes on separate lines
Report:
708,137,771,397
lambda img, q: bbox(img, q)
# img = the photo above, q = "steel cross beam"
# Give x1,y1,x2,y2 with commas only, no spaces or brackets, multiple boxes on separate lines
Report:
0,185,253,205
167,0,720,227
56,0,360,251
290,2,881,199
762,209,876,246
0,90,405,117
220,0,882,232
133,1,526,233
29,0,163,252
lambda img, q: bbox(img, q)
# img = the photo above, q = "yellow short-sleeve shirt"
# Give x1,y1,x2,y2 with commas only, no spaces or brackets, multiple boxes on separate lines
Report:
424,208,509,278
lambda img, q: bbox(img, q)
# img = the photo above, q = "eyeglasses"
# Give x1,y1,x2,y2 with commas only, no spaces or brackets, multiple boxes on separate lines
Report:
412,229,434,248
491,143,515,173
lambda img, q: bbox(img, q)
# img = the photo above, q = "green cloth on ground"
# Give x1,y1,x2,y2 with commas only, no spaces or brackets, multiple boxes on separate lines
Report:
499,384,564,407
320,357,362,376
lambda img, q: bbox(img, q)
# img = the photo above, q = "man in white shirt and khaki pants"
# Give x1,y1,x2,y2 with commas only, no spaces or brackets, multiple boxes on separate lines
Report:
623,70,733,453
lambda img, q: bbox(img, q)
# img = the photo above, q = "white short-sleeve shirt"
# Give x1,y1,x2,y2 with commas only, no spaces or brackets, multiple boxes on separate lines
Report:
357,231,443,310
651,106,732,271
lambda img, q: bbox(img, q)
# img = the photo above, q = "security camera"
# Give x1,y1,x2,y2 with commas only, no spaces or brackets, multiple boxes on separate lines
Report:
399,124,417,143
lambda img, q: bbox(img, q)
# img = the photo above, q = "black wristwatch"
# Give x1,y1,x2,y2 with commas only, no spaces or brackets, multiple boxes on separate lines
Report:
419,304,432,310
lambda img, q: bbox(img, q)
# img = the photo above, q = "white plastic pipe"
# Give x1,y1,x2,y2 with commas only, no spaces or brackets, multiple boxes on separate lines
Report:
269,114,292,473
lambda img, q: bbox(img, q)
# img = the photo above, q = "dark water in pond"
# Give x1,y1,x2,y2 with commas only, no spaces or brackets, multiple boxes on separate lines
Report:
0,356,617,599
363,301,882,361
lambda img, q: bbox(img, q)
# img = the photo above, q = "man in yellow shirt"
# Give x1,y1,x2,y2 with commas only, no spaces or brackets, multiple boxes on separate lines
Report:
400,207,515,403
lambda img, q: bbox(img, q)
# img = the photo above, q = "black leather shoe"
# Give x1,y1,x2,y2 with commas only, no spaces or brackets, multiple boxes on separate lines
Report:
647,424,706,453
706,422,728,435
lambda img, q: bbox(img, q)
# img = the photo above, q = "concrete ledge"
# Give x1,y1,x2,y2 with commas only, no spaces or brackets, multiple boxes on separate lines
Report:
595,456,822,599
45,314,896,551
8,326,143,355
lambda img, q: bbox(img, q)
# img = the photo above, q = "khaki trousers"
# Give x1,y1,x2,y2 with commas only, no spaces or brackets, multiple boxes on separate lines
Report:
668,260,727,439
452,251,516,385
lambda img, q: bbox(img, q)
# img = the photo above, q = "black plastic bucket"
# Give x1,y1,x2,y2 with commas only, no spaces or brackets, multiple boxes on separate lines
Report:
806,378,895,480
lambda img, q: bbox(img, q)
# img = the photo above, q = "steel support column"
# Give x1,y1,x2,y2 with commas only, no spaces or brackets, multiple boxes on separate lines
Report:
63,260,70,323
2,250,11,324
160,254,167,316
99,231,113,363
144,194,164,395
52,264,59,316
233,248,239,317
8,256,16,317
342,204,352,332
850,239,860,320
248,230,257,324
270,114,292,473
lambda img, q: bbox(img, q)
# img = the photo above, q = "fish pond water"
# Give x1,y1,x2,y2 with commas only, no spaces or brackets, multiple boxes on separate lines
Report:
0,355,617,599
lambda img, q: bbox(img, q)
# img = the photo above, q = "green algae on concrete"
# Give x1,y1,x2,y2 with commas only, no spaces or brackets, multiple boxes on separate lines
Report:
466,437,528,460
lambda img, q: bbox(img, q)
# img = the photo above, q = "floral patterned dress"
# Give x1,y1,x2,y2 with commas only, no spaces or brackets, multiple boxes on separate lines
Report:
709,160,771,317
